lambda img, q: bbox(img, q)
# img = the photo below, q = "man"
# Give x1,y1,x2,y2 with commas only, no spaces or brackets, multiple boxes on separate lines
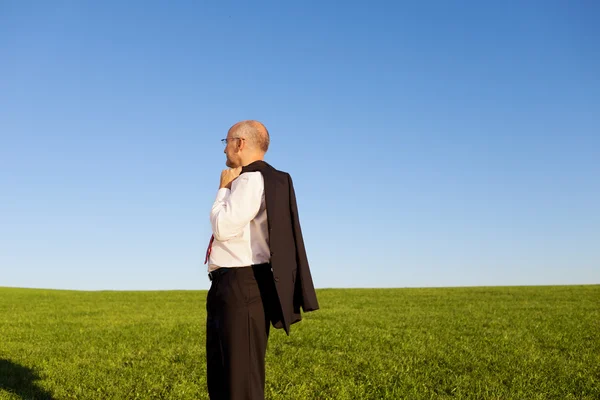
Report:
205,120,319,400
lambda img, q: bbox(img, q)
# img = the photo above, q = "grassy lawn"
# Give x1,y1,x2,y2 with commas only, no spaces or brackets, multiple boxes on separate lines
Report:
0,285,598,399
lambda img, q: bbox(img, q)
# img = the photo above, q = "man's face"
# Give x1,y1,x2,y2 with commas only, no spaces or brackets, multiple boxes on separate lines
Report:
224,132,242,168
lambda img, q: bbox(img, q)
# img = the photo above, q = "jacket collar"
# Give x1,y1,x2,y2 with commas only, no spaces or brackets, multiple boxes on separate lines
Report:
241,160,270,174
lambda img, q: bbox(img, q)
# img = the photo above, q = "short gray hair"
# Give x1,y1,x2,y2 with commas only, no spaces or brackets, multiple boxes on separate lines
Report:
234,120,270,152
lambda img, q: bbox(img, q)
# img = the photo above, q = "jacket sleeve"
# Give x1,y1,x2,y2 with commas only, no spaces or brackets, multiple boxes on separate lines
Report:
288,173,319,312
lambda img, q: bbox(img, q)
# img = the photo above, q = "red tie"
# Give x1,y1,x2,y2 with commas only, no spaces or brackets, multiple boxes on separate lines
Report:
204,235,214,264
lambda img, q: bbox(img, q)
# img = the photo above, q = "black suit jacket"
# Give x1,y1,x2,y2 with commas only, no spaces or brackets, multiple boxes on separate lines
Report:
241,160,319,334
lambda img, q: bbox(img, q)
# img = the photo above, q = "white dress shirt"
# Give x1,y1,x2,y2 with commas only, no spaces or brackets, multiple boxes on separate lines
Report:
208,171,270,272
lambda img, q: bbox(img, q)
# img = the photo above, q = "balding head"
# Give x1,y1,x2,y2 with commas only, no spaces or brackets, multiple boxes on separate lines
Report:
223,120,270,168
229,120,270,153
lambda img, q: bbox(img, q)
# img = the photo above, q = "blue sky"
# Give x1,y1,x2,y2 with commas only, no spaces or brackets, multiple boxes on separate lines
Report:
1,1,598,291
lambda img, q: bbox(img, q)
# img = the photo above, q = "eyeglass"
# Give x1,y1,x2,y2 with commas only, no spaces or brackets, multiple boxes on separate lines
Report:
221,137,245,146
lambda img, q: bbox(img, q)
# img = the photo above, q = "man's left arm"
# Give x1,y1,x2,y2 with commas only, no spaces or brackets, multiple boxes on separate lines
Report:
210,173,263,241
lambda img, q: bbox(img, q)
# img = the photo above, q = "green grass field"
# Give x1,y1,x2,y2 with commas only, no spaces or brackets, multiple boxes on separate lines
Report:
0,285,598,399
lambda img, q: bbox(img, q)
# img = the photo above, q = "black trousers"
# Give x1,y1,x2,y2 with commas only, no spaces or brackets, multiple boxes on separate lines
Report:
206,264,277,400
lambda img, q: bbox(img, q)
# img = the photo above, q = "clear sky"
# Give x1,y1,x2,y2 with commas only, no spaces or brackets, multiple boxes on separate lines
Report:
1,1,598,291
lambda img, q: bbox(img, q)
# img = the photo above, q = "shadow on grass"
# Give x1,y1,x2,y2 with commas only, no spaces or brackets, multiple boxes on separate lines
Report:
0,359,55,399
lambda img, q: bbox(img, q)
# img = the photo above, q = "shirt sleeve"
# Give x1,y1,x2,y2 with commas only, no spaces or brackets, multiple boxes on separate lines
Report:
210,172,264,241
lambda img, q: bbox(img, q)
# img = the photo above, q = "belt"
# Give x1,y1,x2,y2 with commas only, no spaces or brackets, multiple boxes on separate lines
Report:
208,268,231,281
208,263,271,281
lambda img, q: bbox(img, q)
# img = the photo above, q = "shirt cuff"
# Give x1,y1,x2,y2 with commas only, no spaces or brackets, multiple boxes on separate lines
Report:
215,188,230,202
